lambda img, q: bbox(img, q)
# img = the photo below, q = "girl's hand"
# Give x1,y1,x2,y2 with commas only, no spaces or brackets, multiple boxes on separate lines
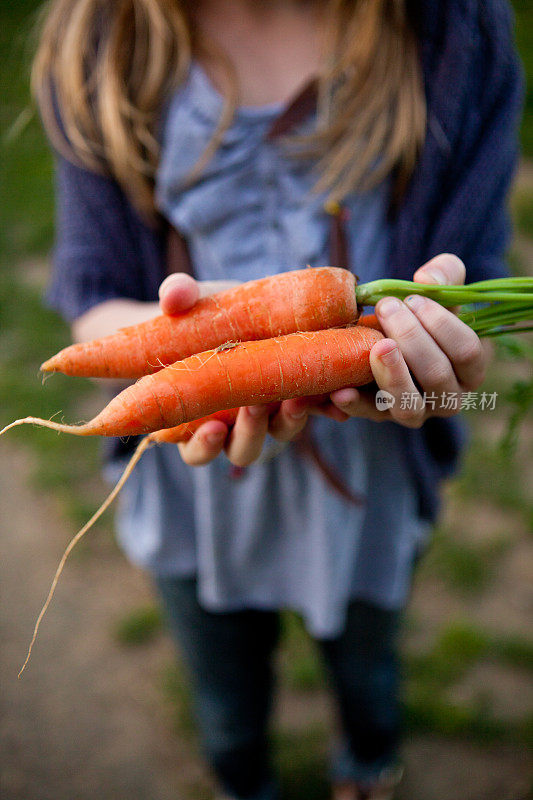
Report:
330,253,490,427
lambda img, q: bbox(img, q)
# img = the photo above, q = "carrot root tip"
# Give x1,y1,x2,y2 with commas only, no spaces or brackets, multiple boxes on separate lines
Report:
40,371,55,386
0,417,87,437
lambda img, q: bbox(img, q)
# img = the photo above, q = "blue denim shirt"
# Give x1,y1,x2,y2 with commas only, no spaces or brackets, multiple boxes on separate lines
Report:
108,63,430,638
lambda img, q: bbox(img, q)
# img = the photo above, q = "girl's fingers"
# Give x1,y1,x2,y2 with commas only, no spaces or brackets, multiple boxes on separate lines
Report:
330,386,393,422
268,399,310,442
369,339,426,428
375,297,462,397
159,273,200,314
281,394,350,423
413,252,466,287
224,405,270,466
178,420,229,465
412,253,465,316
159,274,239,315
403,295,487,390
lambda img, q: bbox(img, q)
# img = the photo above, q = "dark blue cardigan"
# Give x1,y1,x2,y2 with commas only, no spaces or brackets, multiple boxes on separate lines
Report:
48,0,524,520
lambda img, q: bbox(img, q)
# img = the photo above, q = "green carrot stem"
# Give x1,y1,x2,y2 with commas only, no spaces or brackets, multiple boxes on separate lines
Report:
465,278,533,289
459,304,533,328
355,278,533,338
460,301,532,319
478,325,533,337
355,279,533,307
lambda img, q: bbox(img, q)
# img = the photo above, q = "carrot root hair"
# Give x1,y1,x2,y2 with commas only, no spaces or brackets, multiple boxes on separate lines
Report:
17,435,153,678
1,417,88,438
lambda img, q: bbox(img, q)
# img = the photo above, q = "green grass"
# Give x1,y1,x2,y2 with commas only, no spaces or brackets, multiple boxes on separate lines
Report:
407,622,489,689
404,694,533,746
407,620,533,688
279,612,324,692
0,271,106,526
513,190,533,238
513,0,533,158
161,662,197,741
1,2,54,263
403,620,533,746
114,605,163,645
455,437,532,523
490,632,533,671
422,527,511,595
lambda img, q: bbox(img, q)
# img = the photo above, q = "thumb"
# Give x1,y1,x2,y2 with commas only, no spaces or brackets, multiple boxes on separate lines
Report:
413,253,466,286
159,273,200,315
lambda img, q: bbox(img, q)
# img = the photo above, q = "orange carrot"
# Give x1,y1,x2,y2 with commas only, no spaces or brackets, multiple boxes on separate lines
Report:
41,267,359,379
357,313,383,332
153,408,240,443
4,326,383,440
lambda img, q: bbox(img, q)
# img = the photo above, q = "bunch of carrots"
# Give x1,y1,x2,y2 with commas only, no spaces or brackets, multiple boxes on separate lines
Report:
3,265,533,675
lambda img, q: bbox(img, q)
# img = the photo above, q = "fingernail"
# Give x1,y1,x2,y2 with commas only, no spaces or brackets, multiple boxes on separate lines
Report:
334,388,358,406
377,297,402,318
405,294,426,310
206,431,225,444
380,346,400,366
425,267,447,285
289,409,307,420
247,405,266,418
158,274,180,294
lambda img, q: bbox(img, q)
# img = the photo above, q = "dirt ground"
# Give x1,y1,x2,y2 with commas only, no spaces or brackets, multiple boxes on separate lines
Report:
0,441,531,800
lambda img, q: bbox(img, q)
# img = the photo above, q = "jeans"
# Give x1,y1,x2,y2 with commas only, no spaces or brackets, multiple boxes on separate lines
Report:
155,576,401,800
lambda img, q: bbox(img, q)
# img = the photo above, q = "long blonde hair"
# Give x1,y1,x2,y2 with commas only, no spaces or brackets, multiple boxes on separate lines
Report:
33,0,426,218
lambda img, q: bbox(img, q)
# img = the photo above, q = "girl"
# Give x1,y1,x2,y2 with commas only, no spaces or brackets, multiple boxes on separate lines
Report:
33,1,522,798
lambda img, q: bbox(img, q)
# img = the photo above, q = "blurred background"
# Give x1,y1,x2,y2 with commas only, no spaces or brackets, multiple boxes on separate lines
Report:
1,2,532,799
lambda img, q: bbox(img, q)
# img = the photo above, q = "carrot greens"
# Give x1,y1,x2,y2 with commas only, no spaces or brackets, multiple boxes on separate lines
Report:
356,277,533,337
